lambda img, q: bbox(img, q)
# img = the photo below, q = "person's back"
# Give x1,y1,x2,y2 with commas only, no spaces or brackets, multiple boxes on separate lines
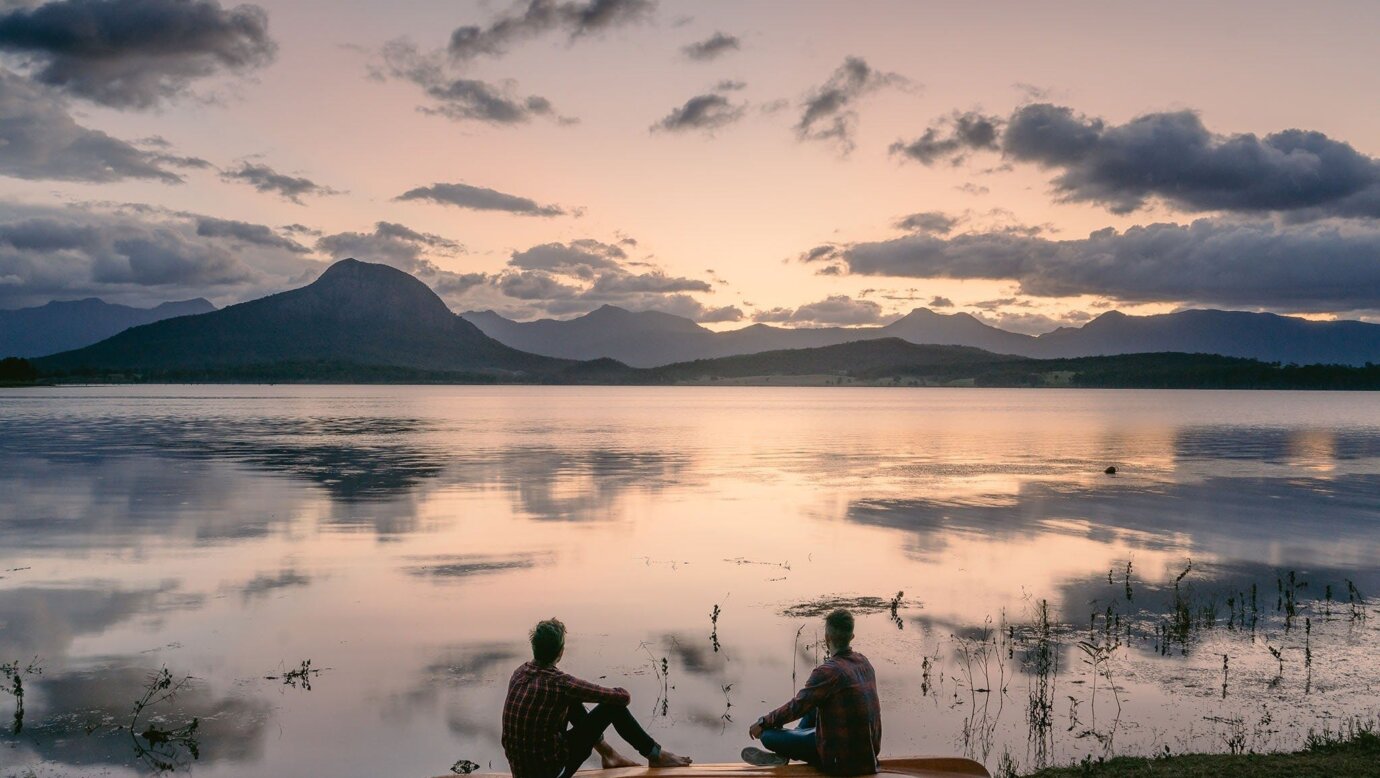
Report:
502,618,691,778
746,609,882,776
812,649,881,775
503,661,602,778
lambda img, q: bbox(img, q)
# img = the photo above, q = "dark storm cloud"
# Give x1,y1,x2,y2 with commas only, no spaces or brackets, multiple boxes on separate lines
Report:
815,218,1380,313
0,69,183,182
681,31,739,61
895,211,958,234
221,162,341,204
753,294,888,326
889,110,1003,165
795,56,908,154
1002,103,1380,218
194,216,309,253
396,181,565,216
896,102,1380,220
0,0,276,109
650,92,745,133
447,0,654,61
375,39,569,125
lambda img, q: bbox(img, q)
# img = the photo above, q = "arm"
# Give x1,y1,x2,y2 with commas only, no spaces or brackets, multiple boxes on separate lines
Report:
561,673,632,706
759,664,838,729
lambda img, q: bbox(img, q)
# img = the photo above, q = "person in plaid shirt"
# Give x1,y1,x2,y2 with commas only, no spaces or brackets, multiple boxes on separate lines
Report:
743,609,881,775
502,618,692,778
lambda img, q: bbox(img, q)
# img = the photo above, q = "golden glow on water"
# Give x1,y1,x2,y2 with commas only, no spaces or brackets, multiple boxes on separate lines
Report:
2,386,1380,776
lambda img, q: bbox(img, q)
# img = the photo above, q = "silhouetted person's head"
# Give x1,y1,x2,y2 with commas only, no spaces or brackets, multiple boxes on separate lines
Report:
531,618,566,666
825,608,854,653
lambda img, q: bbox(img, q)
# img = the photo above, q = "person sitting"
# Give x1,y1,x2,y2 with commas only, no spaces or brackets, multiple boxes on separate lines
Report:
743,609,881,775
502,618,692,778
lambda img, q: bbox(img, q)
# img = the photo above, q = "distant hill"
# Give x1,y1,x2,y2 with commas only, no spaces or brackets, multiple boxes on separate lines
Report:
644,338,1380,390
38,259,573,379
465,306,1380,367
462,305,1037,367
0,297,216,357
1029,309,1380,365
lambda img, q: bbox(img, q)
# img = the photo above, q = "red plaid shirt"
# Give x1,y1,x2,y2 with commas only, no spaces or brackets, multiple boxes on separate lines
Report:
502,661,631,778
761,649,881,775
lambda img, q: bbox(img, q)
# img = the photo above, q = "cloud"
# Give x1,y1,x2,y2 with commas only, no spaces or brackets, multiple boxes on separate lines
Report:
0,69,183,183
509,239,625,278
0,200,323,307
195,216,309,253
375,39,569,125
895,211,957,234
897,101,1380,220
396,181,565,216
812,217,1380,313
650,91,745,134
890,110,1002,165
928,295,953,308
753,294,889,326
795,56,908,154
316,220,463,276
441,237,737,322
971,309,1092,335
221,162,340,204
681,31,738,61
0,0,276,109
447,0,654,61
1003,103,1380,218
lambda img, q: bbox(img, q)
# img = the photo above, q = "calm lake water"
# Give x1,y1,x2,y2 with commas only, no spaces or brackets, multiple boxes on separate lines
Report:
3,386,1380,777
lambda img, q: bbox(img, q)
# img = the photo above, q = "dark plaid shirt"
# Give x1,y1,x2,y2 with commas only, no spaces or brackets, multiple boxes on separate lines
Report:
502,661,631,778
761,649,881,775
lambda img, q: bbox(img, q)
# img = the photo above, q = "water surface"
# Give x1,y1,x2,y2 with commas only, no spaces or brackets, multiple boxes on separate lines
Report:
2,386,1380,776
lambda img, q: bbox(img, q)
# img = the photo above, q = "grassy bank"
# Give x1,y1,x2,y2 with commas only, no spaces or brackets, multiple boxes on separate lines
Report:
1023,730,1380,777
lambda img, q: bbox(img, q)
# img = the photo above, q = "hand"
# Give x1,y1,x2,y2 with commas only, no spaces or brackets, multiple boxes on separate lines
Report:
749,721,764,740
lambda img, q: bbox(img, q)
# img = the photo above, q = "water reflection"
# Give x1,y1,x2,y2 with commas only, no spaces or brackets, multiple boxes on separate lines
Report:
1,387,1379,777
845,473,1380,569
4,664,270,769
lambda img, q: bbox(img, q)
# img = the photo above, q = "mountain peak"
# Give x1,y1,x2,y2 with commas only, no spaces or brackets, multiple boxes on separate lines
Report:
305,258,454,323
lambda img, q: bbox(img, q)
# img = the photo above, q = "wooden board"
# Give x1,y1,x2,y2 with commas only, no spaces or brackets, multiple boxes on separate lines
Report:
457,757,990,778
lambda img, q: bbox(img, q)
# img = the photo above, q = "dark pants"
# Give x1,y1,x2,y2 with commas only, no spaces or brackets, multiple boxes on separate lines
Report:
559,703,660,778
761,710,818,764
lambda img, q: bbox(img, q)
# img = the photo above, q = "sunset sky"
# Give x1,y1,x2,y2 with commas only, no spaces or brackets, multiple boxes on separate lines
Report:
3,0,1380,332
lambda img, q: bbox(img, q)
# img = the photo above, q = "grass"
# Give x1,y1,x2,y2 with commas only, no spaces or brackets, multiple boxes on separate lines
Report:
1022,731,1380,777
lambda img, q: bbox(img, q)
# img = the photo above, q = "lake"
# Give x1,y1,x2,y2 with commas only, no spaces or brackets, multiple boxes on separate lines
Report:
2,386,1380,777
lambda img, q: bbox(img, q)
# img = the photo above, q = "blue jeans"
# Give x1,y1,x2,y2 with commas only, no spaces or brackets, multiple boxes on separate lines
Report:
760,711,818,764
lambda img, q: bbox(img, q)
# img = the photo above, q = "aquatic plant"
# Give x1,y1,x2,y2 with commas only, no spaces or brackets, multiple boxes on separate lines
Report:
128,667,201,772
0,658,39,735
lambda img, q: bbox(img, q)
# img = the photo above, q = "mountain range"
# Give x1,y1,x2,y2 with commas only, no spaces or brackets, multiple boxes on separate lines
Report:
37,259,572,378
0,297,216,358
23,258,1380,389
463,305,1380,367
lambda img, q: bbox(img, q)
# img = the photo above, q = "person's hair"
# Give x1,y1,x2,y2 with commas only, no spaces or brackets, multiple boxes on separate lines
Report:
531,618,566,664
825,608,854,647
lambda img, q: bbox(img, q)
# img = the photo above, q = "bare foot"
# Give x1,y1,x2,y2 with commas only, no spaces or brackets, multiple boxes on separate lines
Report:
649,750,692,768
601,751,640,769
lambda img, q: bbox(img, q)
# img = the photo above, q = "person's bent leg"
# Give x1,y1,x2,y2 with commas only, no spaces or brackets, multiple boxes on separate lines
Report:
602,704,661,760
563,704,666,776
760,725,818,764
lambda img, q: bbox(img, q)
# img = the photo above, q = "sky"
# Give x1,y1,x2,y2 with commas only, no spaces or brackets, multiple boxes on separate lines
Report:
1,0,1379,333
